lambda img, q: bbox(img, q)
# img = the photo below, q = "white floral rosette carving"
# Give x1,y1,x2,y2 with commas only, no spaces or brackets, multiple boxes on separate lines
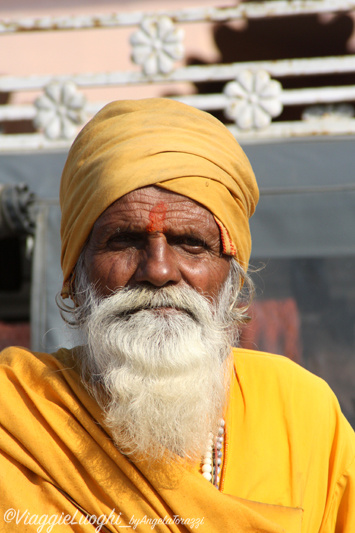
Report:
34,81,87,140
302,104,354,121
223,70,283,130
130,16,184,76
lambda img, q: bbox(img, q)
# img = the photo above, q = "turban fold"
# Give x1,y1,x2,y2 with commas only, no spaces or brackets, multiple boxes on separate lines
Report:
60,98,259,295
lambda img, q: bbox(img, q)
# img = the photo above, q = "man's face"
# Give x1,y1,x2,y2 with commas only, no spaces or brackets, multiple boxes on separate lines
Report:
84,186,231,301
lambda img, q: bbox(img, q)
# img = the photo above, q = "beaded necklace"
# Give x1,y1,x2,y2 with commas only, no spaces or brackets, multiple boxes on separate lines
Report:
201,418,225,489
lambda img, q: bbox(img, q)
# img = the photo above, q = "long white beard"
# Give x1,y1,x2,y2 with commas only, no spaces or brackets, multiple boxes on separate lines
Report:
78,276,238,462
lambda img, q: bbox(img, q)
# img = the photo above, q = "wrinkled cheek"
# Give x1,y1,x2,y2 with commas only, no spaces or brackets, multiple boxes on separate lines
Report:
91,256,137,295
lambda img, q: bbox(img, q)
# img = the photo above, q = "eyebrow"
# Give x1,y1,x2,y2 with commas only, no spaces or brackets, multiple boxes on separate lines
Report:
109,227,209,239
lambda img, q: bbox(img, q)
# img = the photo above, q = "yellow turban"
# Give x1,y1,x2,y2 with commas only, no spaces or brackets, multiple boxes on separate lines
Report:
60,98,259,295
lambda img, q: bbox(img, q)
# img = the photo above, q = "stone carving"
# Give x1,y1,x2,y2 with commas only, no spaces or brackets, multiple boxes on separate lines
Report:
223,70,283,129
130,16,184,76
302,103,354,120
34,81,87,139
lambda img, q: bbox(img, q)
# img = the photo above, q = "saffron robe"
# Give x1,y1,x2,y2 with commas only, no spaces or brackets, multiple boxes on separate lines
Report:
0,346,354,532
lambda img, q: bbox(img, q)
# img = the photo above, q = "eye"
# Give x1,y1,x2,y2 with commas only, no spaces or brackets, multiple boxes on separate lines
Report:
108,232,144,250
170,235,208,253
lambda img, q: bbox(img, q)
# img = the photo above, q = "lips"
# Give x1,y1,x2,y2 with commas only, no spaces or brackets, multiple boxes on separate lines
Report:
120,306,194,320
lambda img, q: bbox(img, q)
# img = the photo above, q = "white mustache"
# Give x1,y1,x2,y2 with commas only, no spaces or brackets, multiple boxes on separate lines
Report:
95,284,213,323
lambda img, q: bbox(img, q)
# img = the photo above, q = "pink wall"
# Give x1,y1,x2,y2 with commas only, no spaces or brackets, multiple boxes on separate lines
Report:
1,0,236,104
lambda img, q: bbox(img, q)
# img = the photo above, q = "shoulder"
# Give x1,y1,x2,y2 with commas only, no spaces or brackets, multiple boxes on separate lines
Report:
233,346,333,398
0,345,82,401
232,347,355,454
0,345,101,440
0,344,78,373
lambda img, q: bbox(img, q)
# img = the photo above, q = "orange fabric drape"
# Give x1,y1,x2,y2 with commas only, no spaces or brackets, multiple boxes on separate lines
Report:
0,346,354,532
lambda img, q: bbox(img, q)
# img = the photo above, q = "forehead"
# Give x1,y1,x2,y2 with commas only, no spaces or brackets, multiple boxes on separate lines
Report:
93,186,219,237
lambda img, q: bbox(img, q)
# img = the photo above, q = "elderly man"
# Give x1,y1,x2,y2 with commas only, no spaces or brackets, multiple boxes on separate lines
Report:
0,99,354,532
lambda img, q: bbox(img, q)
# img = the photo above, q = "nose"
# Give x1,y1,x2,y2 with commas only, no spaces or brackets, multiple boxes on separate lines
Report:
134,233,182,287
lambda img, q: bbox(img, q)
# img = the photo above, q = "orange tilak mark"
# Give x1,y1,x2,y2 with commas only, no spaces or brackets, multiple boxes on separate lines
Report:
146,202,167,233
